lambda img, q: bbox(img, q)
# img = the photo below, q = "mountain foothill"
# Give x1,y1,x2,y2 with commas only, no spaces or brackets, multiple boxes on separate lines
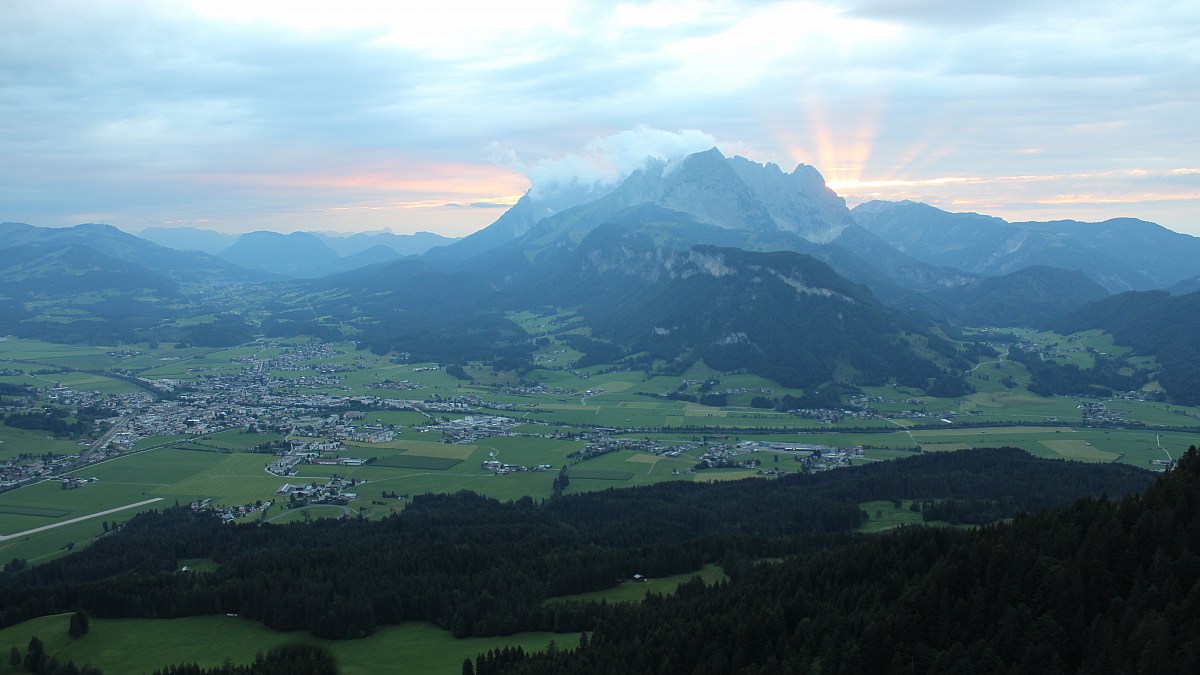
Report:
3,146,1200,403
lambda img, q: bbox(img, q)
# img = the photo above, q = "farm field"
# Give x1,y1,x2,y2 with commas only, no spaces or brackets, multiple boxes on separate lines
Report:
0,613,575,675
0,426,84,461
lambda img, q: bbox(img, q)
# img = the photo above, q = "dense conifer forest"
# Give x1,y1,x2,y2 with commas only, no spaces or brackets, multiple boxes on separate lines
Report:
492,448,1200,674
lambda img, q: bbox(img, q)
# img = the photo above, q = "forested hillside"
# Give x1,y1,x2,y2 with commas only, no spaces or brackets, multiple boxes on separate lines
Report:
496,448,1200,674
1058,291,1200,404
0,449,1151,645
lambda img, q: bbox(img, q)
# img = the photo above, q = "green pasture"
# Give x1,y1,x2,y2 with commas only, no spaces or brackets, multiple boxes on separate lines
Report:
858,500,954,533
0,480,164,534
694,469,763,482
359,411,433,427
373,455,463,470
0,518,110,566
473,436,581,467
902,427,1198,468
195,429,283,451
0,467,190,564
74,448,224,485
0,372,44,389
0,614,573,675
568,469,635,481
558,449,702,493
0,425,83,461
546,563,727,605
44,371,139,394
267,504,350,524
0,339,112,364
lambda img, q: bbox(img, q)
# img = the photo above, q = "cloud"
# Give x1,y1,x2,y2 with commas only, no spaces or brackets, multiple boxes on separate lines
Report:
504,126,718,198
2,1,1199,235
444,201,514,209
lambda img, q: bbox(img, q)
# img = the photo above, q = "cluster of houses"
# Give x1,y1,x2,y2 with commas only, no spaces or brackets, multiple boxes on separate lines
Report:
424,415,521,443
57,476,95,490
276,476,359,506
365,378,423,392
1,454,72,491
189,497,273,523
568,435,696,462
735,441,865,472
266,434,378,476
496,382,548,395
481,460,555,475
1078,401,1136,425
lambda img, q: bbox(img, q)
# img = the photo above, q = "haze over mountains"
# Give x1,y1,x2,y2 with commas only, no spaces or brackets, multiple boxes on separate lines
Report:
3,146,1199,401
138,227,458,279
9,146,1195,297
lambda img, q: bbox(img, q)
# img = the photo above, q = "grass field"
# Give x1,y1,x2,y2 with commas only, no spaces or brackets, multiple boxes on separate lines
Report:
546,563,728,605
0,425,83,461
568,469,635,481
371,455,463,470
0,613,576,675
858,500,956,533
1039,439,1121,462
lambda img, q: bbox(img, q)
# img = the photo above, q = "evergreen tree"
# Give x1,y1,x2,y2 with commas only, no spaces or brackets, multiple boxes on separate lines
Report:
24,636,45,673
69,610,90,638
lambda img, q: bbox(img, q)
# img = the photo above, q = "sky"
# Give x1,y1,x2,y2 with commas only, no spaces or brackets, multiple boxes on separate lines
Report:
2,0,1198,237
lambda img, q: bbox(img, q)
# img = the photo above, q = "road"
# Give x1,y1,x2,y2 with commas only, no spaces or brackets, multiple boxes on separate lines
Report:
90,413,134,453
1158,434,1173,462
968,346,1010,373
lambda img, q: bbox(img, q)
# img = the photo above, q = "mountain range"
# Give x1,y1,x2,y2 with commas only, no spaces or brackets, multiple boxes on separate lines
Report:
139,227,458,278
3,146,1199,400
850,200,1200,292
0,222,267,283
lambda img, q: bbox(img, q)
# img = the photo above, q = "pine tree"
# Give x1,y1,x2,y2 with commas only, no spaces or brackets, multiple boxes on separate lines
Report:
24,636,45,673
70,610,90,638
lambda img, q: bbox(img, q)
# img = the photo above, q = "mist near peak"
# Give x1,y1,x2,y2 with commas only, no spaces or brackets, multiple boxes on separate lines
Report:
506,126,719,204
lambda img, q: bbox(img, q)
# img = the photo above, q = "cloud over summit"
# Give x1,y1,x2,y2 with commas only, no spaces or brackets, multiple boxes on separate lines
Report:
500,126,718,200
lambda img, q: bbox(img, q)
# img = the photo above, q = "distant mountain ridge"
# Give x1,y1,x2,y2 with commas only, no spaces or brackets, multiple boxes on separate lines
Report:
218,231,346,279
137,226,238,255
926,265,1110,328
140,226,457,278
0,243,179,300
0,222,269,282
850,200,1200,292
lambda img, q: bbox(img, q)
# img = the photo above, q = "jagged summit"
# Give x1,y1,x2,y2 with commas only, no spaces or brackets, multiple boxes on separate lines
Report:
435,147,855,262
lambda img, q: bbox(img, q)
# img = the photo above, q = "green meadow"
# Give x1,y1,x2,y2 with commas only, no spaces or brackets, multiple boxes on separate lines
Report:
0,426,84,461
0,613,575,675
545,563,728,605
858,500,957,533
